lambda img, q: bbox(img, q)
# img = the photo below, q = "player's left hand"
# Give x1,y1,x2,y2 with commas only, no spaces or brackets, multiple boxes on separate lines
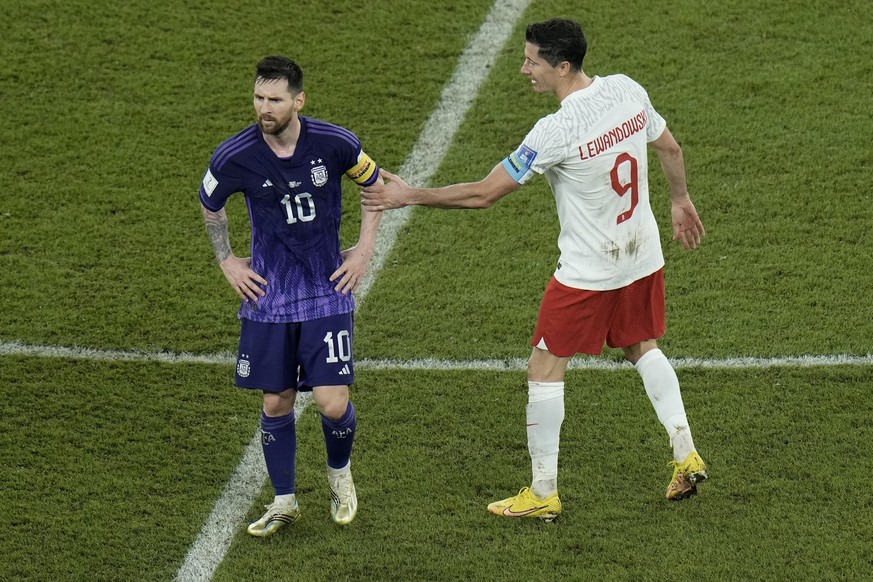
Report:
330,244,374,294
671,198,705,250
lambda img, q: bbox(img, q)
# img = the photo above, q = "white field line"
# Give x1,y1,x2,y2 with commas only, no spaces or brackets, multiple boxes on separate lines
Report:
171,1,533,580
361,353,873,370
4,0,866,576
354,0,531,302
2,340,872,371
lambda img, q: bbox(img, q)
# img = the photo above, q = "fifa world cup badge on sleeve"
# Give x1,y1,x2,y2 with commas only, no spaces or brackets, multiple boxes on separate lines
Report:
516,144,538,167
202,169,218,197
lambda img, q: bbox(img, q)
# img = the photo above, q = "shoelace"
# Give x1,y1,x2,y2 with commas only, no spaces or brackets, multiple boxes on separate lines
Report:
331,474,352,501
263,500,297,514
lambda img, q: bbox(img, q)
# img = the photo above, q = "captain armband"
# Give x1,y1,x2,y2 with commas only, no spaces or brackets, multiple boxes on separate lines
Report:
501,143,538,184
345,151,379,186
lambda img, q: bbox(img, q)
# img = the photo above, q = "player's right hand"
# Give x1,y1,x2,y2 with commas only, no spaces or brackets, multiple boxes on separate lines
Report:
219,255,268,302
361,169,410,211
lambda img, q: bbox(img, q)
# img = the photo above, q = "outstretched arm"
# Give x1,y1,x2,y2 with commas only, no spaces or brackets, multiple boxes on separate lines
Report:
650,128,705,250
201,205,268,301
361,162,522,211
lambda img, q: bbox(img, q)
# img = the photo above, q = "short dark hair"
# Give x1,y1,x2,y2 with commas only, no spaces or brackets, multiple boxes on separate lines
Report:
525,19,587,71
254,55,304,93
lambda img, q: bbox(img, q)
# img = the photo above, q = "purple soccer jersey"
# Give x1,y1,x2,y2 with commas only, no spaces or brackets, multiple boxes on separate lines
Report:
199,117,379,322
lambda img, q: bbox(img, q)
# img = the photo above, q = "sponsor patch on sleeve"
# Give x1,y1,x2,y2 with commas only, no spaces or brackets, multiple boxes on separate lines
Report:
202,168,218,197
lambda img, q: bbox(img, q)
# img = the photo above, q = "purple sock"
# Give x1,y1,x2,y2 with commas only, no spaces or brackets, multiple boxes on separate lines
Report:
321,401,356,469
260,411,296,495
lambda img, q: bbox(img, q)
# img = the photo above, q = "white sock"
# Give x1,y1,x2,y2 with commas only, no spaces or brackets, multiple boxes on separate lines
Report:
327,460,351,477
274,493,297,507
526,381,564,498
634,349,696,461
668,423,697,462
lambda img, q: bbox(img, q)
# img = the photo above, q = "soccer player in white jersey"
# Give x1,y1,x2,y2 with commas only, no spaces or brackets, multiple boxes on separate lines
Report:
200,56,383,535
362,19,707,519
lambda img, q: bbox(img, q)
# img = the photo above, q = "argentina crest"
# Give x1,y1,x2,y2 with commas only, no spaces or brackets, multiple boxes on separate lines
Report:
310,158,328,187
237,357,251,378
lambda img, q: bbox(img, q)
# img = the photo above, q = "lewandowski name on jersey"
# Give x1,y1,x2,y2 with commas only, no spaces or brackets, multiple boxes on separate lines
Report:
578,109,648,160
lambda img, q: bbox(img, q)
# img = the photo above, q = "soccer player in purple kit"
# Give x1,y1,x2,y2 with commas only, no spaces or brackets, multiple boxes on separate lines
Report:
199,55,382,536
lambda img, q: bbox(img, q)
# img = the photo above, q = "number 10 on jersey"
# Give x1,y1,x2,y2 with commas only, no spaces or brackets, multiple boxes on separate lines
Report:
281,192,316,224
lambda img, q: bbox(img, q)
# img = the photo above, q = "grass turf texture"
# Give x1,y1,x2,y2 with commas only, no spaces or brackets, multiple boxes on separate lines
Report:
5,363,870,580
215,367,873,582
1,0,872,580
357,0,873,360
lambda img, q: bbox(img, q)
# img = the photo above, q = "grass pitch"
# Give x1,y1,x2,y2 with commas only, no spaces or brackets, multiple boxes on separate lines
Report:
1,0,872,580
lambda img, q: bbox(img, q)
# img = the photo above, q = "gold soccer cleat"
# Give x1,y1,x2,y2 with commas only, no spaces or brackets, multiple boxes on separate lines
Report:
328,469,358,525
247,497,300,537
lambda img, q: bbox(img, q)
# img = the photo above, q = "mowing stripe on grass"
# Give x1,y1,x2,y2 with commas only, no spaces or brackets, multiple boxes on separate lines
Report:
2,340,871,370
173,1,533,580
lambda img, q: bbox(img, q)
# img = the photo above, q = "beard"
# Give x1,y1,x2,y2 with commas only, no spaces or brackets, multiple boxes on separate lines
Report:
258,115,291,136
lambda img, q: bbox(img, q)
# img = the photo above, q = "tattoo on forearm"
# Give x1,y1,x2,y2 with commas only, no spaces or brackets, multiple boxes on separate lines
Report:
203,210,232,263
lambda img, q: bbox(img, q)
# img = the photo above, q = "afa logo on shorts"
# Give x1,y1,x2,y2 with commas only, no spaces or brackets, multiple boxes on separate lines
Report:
237,356,251,378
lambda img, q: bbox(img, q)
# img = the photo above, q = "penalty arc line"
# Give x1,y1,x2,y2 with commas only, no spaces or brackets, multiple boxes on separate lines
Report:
172,1,534,581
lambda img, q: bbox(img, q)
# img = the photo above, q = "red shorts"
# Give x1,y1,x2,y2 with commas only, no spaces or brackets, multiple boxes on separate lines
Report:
531,269,666,357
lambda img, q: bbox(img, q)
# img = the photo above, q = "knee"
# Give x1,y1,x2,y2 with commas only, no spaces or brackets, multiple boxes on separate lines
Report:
527,347,569,383
314,388,349,420
318,398,349,420
262,389,295,417
623,339,659,365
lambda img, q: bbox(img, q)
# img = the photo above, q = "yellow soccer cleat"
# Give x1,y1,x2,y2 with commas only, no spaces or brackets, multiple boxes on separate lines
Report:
247,497,301,537
487,487,562,521
666,451,708,501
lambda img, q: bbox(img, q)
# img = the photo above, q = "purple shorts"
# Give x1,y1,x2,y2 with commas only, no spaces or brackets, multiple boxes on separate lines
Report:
234,313,355,392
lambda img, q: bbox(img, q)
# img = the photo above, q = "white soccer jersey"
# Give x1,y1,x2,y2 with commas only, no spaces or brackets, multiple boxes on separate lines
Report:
502,74,668,291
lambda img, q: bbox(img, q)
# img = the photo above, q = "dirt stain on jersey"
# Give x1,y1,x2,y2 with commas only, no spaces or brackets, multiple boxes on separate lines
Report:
602,241,621,262
602,230,643,262
625,232,642,259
